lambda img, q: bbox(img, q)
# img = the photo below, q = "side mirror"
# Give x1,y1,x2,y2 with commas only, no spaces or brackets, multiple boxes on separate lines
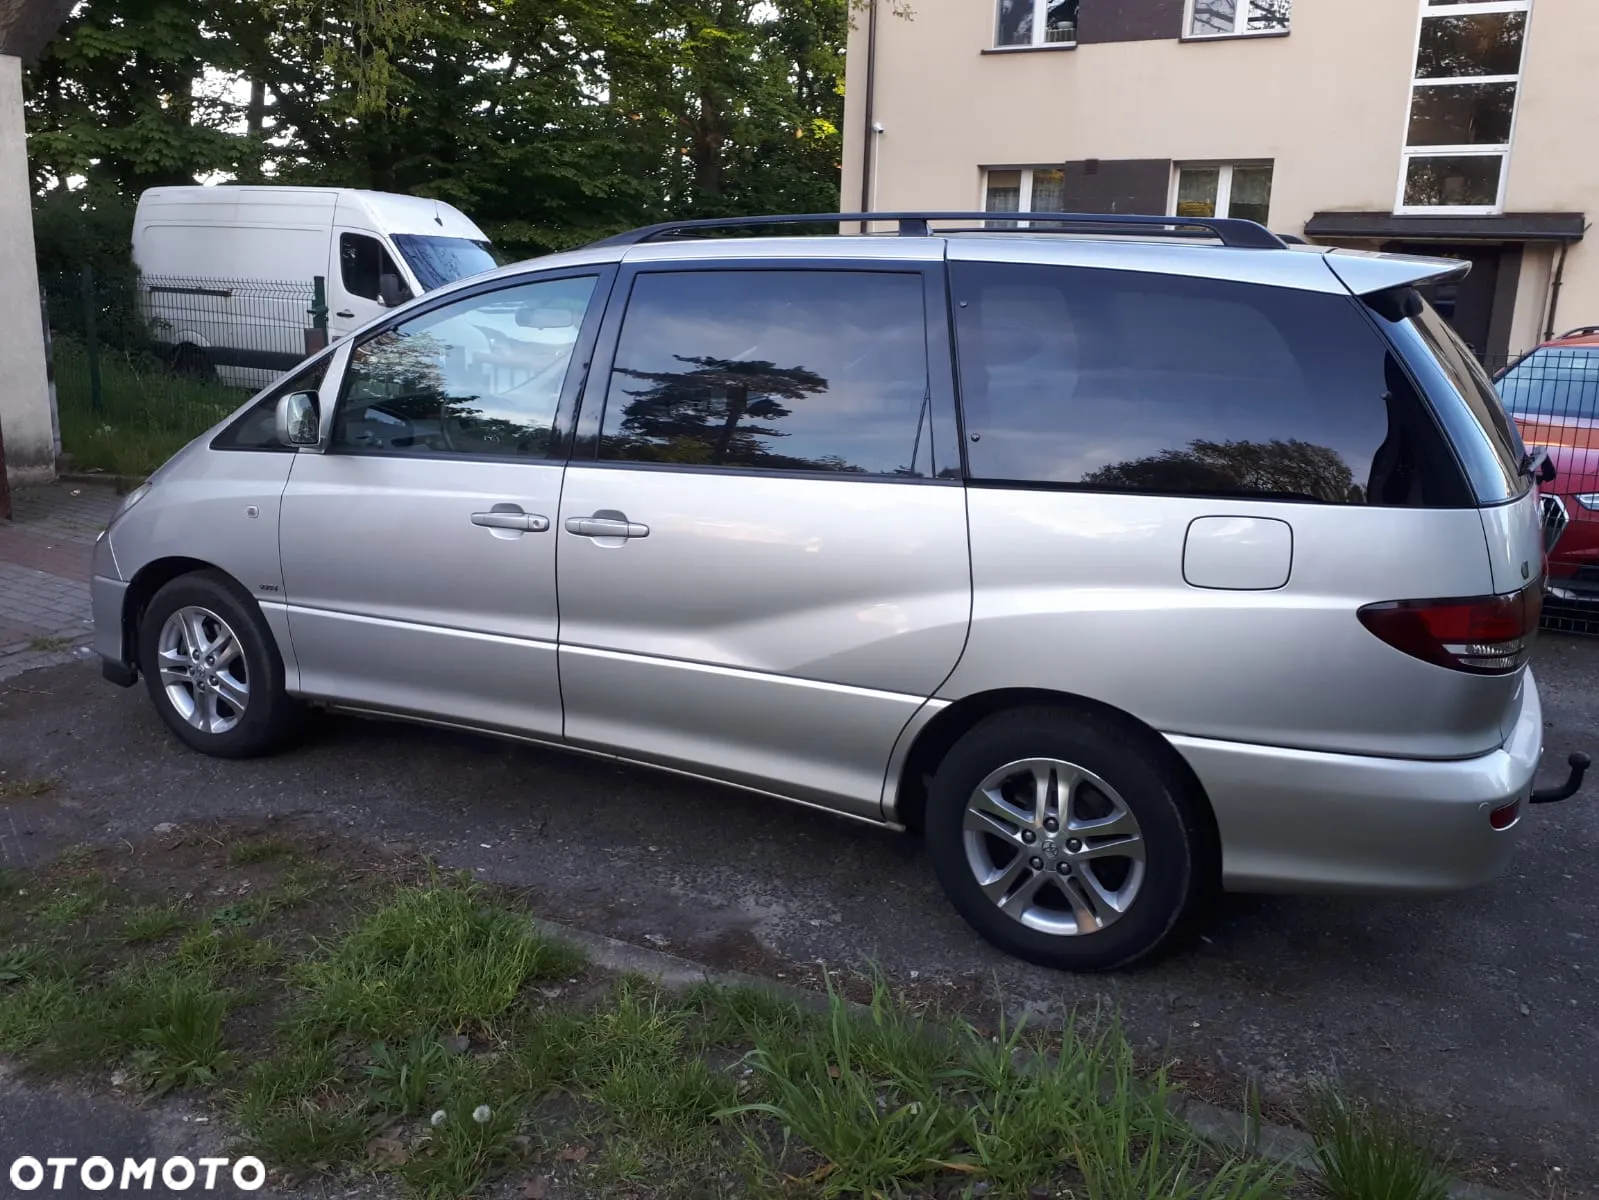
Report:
379,273,411,308
1538,455,1557,485
275,391,321,448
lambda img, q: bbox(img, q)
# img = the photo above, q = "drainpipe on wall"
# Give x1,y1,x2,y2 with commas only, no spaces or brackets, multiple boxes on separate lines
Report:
1543,239,1572,343
858,0,878,232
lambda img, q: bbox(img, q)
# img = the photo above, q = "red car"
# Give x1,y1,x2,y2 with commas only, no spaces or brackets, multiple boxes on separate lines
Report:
1496,327,1599,596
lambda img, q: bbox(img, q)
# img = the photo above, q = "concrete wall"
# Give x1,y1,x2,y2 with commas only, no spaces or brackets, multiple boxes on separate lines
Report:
0,54,54,484
842,0,1598,355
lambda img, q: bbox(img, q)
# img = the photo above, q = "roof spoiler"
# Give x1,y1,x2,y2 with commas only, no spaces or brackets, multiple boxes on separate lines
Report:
1321,247,1474,296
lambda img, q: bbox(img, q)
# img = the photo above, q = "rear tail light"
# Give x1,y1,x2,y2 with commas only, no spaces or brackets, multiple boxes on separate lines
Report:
1357,585,1541,675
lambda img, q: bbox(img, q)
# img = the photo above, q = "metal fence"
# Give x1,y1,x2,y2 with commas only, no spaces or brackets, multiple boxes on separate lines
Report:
1478,336,1599,635
39,267,326,478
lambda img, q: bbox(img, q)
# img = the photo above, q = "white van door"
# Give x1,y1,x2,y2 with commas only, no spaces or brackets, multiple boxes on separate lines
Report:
329,230,412,340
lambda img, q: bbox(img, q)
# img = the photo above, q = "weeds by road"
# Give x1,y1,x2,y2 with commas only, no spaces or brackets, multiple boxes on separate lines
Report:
52,336,245,476
0,824,1453,1199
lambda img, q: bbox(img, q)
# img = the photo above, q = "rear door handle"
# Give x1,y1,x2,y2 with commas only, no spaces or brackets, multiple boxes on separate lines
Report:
565,514,650,539
471,510,549,533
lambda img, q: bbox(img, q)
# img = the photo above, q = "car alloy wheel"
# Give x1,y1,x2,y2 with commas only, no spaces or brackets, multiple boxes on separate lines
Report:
962,757,1146,936
155,605,250,735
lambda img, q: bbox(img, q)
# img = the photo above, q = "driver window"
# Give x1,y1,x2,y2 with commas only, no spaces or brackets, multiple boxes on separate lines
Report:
330,275,597,460
339,233,404,302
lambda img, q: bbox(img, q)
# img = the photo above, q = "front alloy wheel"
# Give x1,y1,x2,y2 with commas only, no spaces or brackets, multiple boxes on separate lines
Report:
156,606,250,734
139,571,300,758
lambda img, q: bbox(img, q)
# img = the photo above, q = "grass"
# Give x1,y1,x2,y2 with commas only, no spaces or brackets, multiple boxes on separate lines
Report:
120,902,191,944
0,825,1458,1200
1310,1088,1452,1200
0,777,55,801
25,636,73,652
290,881,587,1042
31,873,111,925
53,335,248,476
228,836,298,866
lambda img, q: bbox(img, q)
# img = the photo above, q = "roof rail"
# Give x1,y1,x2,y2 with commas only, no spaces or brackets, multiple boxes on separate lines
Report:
1557,325,1599,339
587,211,1288,251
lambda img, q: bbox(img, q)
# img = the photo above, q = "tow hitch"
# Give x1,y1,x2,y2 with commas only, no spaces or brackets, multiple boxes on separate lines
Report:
1530,752,1591,805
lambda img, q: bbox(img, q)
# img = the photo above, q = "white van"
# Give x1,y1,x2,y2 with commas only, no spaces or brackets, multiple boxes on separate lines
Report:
132,186,498,387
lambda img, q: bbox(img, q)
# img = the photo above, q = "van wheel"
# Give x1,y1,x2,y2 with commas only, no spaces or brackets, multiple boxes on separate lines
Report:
137,571,300,758
925,708,1203,971
167,343,214,380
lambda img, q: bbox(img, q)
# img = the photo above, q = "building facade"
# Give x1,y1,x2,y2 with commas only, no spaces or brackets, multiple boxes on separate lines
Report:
841,0,1595,361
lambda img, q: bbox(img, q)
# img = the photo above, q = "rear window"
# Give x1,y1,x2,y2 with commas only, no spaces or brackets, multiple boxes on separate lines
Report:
1368,295,1528,504
1407,302,1527,462
950,261,1467,506
1497,346,1599,422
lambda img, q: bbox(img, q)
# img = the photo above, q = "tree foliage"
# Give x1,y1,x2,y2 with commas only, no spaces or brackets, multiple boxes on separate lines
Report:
1083,438,1362,503
24,0,857,264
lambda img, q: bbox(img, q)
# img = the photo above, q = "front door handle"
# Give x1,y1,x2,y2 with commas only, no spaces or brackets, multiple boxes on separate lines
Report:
335,309,355,319
565,514,650,539
471,508,549,533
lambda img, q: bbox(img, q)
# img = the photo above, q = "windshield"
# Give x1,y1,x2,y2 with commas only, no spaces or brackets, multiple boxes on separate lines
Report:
1497,346,1599,423
391,234,499,291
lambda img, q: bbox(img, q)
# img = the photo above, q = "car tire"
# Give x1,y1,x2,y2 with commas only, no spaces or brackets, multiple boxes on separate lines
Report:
167,343,215,380
138,571,300,758
925,707,1206,972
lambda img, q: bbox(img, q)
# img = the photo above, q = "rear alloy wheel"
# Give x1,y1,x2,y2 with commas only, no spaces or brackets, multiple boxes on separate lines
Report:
926,708,1205,971
139,571,299,758
962,758,1147,938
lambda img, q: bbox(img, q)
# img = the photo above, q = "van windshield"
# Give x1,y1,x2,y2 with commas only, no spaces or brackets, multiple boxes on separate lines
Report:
391,234,498,290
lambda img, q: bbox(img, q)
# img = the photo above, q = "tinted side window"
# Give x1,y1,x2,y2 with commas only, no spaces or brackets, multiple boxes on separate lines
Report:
331,275,596,460
598,270,934,477
340,233,402,301
951,261,1465,506
211,356,331,452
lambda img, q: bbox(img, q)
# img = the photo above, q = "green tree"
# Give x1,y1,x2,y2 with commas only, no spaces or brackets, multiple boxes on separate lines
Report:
26,0,863,264
1083,438,1363,503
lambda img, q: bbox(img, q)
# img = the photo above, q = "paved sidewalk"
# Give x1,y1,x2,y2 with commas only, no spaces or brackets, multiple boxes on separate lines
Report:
0,481,121,680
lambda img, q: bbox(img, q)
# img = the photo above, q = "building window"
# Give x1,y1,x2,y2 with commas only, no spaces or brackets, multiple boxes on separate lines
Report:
1186,0,1292,38
984,167,1067,226
1399,0,1530,214
1171,163,1274,226
995,0,1079,48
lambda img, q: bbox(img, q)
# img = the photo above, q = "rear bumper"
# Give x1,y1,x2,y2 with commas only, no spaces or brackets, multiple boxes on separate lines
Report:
1170,672,1544,893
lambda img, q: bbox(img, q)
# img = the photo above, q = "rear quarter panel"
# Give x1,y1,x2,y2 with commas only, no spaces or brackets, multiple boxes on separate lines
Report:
946,488,1516,759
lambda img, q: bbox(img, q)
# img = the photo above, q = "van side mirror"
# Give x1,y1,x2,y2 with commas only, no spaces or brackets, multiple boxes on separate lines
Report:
275,391,321,447
379,273,411,308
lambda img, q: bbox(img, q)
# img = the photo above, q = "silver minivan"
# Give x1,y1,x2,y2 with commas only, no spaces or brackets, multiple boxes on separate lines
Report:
91,212,1587,970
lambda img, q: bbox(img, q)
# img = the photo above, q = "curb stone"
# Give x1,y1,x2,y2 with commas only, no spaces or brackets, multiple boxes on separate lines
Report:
528,917,1529,1200
56,472,146,493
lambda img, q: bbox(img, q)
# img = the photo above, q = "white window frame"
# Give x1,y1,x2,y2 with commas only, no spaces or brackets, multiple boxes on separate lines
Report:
1183,0,1293,40
1395,0,1532,216
983,166,1051,214
993,0,1078,49
1167,162,1274,223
